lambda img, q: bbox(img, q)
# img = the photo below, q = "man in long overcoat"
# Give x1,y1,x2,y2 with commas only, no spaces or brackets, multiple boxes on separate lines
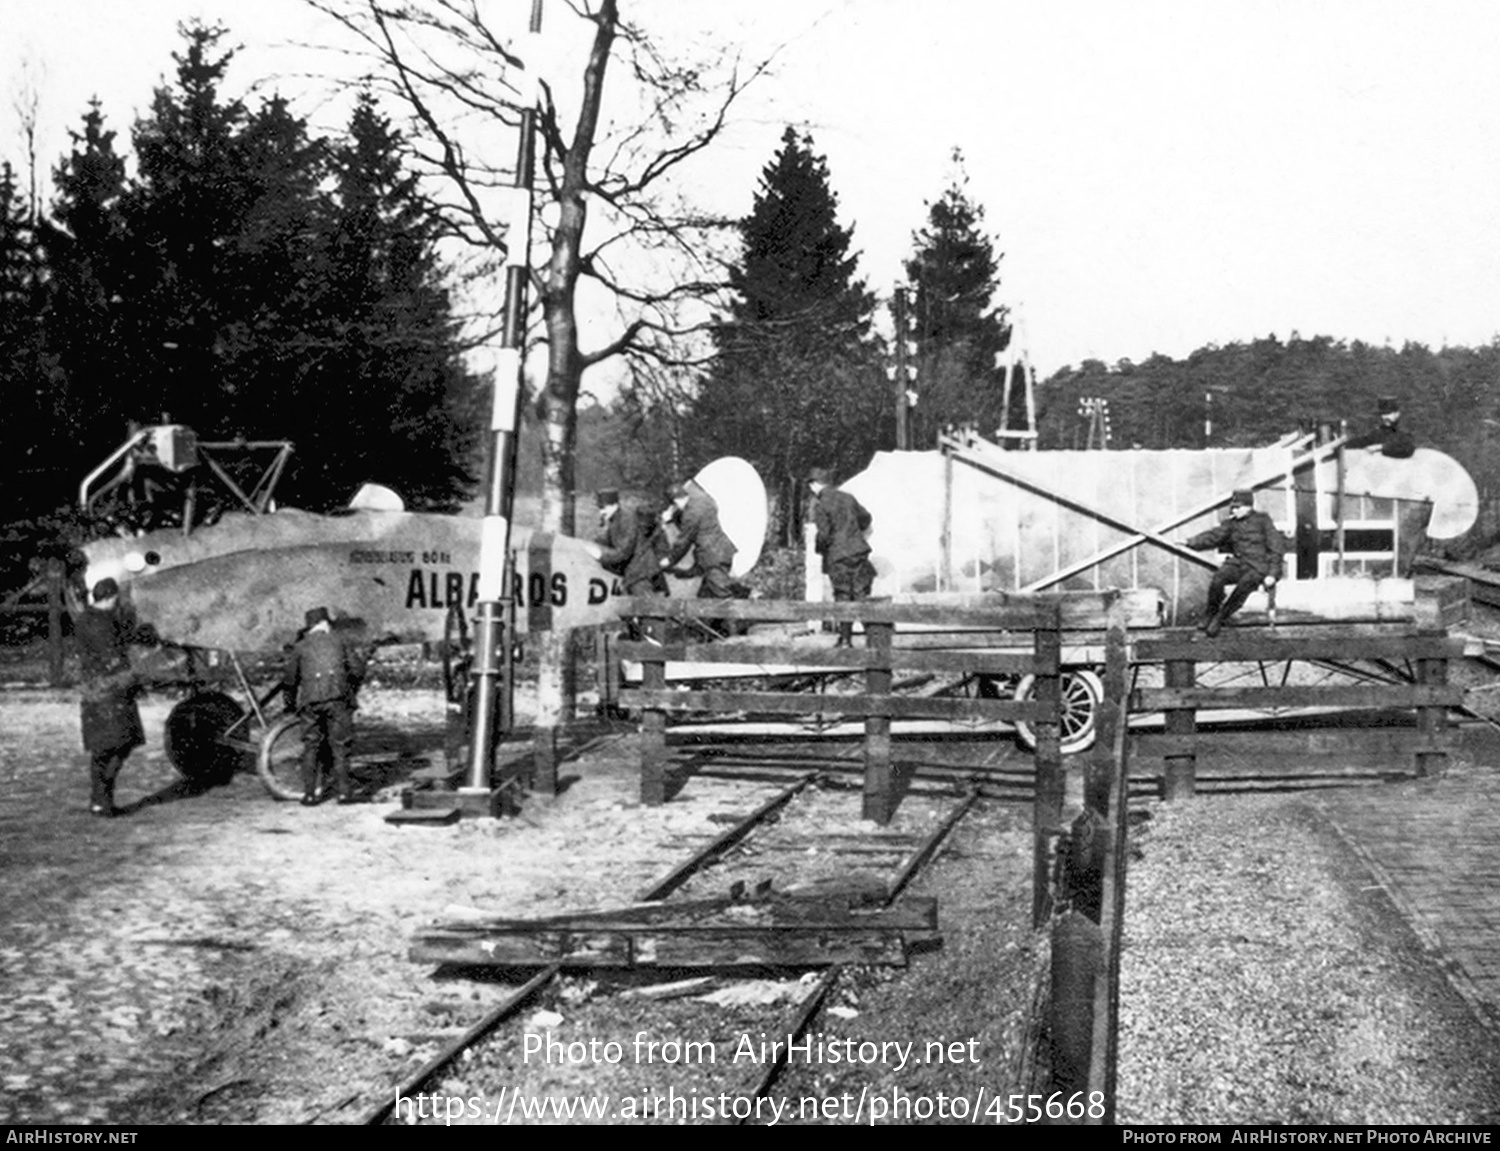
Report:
76,577,158,816
283,607,364,805
1185,489,1288,636
808,467,875,647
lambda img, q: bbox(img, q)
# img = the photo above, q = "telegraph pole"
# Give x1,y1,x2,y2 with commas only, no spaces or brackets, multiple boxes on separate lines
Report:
463,0,545,810
893,287,911,450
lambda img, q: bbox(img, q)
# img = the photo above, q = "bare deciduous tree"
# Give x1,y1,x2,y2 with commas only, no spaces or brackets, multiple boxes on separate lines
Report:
308,0,764,533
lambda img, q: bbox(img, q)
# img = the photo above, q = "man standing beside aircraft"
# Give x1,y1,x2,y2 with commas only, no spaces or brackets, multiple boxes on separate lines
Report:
594,488,668,598
1183,489,1287,637
76,577,159,817
807,467,875,647
660,481,737,600
283,607,364,805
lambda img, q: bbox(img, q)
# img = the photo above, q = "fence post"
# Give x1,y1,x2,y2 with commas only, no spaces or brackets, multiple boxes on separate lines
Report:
862,619,894,825
640,616,668,806
1031,605,1063,929
1086,592,1128,816
1162,658,1196,800
1415,654,1448,777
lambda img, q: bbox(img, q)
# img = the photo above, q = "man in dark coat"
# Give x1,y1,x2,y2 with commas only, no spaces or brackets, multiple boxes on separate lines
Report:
76,577,158,816
1346,396,1416,458
1184,489,1288,637
660,481,737,600
594,488,668,597
808,467,875,647
283,607,364,805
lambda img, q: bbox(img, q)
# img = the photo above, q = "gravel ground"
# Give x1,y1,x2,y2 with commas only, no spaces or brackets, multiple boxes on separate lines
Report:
6,640,1500,1126
1117,790,1500,1125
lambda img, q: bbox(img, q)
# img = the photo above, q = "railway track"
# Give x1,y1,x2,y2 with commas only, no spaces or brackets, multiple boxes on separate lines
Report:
357,773,1001,1126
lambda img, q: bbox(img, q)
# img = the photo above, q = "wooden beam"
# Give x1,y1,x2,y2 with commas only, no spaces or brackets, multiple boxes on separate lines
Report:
1133,684,1463,711
890,588,1164,629
1135,634,1465,662
619,688,1043,722
621,596,1057,629
410,894,935,969
1132,727,1427,759
428,894,938,932
1417,656,1449,777
864,622,895,824
410,929,908,968
641,621,667,805
614,641,1042,676
1031,622,1063,929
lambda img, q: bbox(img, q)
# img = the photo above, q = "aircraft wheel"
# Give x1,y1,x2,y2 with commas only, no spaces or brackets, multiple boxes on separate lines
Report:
1013,669,1104,755
256,714,307,801
443,605,473,706
164,692,246,788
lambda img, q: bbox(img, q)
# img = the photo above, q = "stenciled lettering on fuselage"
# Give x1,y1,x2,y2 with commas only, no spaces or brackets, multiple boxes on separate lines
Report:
349,535,619,628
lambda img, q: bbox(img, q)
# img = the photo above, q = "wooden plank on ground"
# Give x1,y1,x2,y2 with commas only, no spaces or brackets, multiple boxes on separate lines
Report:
411,929,909,968
410,892,936,969
385,807,462,826
426,894,938,931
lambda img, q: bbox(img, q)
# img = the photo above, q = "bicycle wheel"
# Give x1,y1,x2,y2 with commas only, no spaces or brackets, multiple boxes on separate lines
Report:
256,714,307,801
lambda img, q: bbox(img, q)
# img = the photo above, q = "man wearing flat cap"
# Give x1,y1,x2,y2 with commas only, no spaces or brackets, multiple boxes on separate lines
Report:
76,577,160,816
282,607,365,805
807,467,875,647
1183,489,1287,637
1346,396,1416,459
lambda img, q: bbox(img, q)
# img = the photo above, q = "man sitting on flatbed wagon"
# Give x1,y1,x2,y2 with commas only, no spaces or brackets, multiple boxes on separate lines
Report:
1184,489,1288,637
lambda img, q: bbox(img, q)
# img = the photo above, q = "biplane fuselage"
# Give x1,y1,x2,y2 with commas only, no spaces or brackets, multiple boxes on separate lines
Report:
80,508,623,654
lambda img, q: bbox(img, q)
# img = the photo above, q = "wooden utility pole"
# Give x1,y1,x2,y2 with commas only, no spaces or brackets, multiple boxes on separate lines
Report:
893,287,911,450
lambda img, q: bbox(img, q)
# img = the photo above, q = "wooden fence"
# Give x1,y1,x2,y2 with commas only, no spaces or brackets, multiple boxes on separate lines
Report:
0,559,67,685
1130,626,1463,796
615,597,1064,830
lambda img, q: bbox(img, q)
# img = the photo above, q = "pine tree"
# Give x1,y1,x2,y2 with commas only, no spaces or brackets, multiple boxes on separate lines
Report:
298,92,477,510
113,22,258,431
687,127,885,536
902,150,1012,438
0,161,58,519
47,24,477,513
